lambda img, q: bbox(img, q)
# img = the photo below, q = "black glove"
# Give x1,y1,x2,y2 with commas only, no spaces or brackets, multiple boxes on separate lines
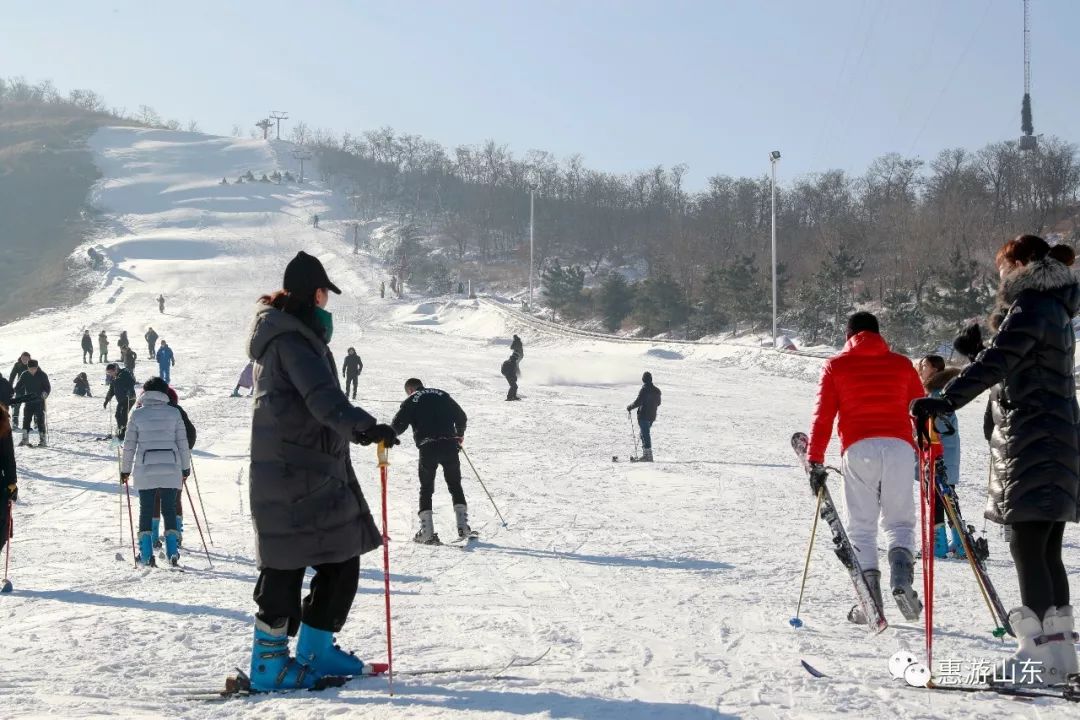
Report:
182,469,190,479
808,463,828,496
6,484,17,503
354,424,400,447
953,323,985,362
120,472,130,484
626,406,632,413
103,399,110,409
910,397,956,447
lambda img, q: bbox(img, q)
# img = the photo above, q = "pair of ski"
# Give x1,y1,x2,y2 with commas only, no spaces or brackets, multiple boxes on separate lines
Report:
187,647,551,701
790,432,1010,637
417,530,480,548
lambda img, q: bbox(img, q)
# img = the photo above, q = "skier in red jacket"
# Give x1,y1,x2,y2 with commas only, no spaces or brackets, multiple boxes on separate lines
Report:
807,312,926,624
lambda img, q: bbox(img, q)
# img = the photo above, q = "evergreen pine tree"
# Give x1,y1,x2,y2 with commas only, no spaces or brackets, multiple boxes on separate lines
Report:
924,247,993,330
595,272,635,331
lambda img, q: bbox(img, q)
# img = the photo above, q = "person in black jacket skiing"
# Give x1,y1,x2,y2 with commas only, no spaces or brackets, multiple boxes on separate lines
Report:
342,347,363,400
81,331,94,363
145,327,159,360
243,250,397,692
7,353,30,429
14,360,51,447
501,353,520,401
391,378,469,544
510,334,524,361
627,372,662,462
912,235,1080,681
104,363,137,440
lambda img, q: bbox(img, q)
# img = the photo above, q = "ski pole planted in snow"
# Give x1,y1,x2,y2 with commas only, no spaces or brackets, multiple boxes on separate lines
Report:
184,481,213,568
790,487,824,628
377,441,394,696
2,501,13,593
189,459,213,546
460,446,507,527
124,481,138,569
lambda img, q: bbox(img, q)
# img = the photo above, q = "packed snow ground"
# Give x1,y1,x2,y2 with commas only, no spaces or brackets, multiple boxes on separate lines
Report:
0,127,1077,719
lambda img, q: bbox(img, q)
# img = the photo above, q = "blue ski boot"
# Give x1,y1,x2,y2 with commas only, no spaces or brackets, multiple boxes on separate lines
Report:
295,623,384,677
933,524,949,559
165,529,180,566
175,515,184,548
138,531,155,567
947,525,967,559
249,618,329,692
151,518,161,549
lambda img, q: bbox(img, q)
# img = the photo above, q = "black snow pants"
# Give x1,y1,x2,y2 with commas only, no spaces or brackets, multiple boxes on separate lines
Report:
418,441,466,512
1010,521,1069,621
254,555,360,635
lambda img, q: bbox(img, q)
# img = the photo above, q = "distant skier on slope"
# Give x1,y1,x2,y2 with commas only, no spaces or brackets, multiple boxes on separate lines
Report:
342,347,363,400
510,334,524,361
73,373,92,398
916,354,963,558
501,353,520,401
156,341,174,384
243,250,398,691
145,327,159,360
391,378,470,544
98,331,109,363
81,330,94,364
121,346,138,378
14,360,51,448
7,352,30,429
157,294,165,314
120,377,191,567
104,363,137,440
807,311,925,624
627,371,661,462
118,330,130,353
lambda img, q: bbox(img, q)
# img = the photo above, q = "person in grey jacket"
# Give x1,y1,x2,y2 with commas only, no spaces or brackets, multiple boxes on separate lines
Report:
120,377,192,567
244,250,399,692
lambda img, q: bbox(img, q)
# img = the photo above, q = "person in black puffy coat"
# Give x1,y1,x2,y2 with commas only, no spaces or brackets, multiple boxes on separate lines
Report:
627,372,661,462
913,235,1080,680
243,251,398,692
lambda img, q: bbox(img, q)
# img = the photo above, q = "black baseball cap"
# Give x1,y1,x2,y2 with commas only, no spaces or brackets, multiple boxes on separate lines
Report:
284,251,341,296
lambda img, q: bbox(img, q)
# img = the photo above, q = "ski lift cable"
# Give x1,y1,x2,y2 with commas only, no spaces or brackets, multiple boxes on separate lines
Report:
893,0,947,133
806,0,871,173
905,0,994,156
827,1,893,160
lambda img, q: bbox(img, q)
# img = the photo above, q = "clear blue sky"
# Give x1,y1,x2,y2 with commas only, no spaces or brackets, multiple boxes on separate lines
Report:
3,0,1077,188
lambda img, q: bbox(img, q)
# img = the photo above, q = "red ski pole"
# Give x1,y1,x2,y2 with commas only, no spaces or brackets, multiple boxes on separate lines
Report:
377,441,394,696
184,481,213,568
124,481,138,568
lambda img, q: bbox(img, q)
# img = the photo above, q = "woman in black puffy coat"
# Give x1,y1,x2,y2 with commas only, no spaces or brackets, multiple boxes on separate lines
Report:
914,235,1079,681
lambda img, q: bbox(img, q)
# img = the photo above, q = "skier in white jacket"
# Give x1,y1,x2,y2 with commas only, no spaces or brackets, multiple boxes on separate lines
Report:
120,376,192,566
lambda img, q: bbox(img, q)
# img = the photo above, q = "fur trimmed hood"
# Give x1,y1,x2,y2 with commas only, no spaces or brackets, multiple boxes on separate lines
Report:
923,366,961,393
990,258,1080,330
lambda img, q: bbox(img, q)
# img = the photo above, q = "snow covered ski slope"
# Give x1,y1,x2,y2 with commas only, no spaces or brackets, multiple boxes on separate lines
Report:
0,127,1076,718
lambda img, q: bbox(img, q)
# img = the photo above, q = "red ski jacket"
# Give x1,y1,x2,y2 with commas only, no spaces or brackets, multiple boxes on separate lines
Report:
807,331,924,464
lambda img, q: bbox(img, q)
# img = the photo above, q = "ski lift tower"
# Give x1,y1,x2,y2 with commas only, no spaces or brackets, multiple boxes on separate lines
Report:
1019,0,1037,151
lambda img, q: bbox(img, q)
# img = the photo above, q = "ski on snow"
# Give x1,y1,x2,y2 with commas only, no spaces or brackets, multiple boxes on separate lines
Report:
187,647,551,701
791,432,888,635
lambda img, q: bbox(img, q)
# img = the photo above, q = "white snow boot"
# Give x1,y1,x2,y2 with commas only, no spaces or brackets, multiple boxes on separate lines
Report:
888,547,922,621
997,606,1058,685
413,510,441,545
453,504,472,540
1042,605,1080,682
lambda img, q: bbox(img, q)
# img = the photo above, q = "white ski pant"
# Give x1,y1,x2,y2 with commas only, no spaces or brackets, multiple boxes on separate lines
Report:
841,438,917,571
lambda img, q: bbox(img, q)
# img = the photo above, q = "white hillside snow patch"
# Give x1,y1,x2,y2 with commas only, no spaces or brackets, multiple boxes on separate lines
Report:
0,127,1071,719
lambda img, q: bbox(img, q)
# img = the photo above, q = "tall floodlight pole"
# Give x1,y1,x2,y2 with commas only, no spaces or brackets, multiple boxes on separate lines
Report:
270,110,289,140
292,148,312,183
529,187,535,308
769,151,781,350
